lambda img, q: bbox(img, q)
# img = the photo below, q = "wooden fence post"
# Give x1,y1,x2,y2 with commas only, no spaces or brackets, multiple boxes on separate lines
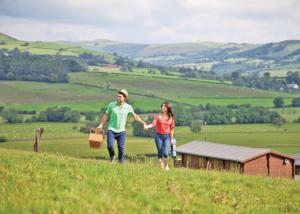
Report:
34,128,44,152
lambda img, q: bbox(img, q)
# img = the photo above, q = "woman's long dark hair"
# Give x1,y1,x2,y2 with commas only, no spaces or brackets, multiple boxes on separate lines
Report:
161,102,174,120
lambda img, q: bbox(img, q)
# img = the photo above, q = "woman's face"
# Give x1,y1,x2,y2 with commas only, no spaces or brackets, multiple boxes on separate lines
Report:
161,104,168,113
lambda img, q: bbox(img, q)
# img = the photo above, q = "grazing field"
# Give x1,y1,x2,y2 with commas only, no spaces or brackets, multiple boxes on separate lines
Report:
70,72,292,98
176,97,295,107
273,107,300,122
1,122,300,158
90,66,225,83
0,81,163,112
1,69,298,113
0,148,300,214
69,72,298,108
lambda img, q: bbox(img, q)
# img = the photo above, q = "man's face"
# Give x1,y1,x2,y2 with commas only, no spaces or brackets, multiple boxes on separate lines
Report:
117,93,125,104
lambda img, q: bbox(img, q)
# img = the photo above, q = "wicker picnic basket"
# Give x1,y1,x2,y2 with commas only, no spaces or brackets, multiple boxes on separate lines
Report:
88,128,105,149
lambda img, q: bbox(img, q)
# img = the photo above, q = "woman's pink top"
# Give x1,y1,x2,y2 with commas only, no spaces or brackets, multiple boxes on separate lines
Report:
151,114,175,134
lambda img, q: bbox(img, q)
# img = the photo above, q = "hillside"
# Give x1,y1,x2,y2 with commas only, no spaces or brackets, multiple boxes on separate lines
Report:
0,148,299,213
0,33,113,61
63,38,300,76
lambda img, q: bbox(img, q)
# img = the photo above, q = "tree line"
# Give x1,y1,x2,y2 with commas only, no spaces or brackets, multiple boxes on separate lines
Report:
231,71,300,92
131,103,290,137
0,106,81,123
0,49,112,83
273,97,300,108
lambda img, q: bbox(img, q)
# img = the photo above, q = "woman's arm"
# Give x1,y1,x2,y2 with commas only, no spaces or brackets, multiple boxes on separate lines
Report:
145,114,158,130
170,128,174,144
170,117,175,144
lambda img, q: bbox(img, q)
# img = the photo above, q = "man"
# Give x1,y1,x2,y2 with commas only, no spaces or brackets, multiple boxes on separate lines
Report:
97,89,146,163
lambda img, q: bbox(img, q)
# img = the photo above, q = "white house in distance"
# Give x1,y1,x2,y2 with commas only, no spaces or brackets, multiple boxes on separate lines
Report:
287,83,299,90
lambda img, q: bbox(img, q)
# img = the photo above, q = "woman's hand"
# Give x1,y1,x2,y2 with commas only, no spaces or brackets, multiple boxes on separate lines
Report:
170,138,174,145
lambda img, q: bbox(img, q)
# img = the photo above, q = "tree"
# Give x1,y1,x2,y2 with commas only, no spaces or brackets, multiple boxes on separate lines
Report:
231,71,240,81
79,120,99,133
286,71,300,85
1,109,23,123
291,97,300,107
0,136,7,142
84,111,98,121
33,107,80,122
273,97,284,108
63,111,81,122
173,104,192,126
190,120,203,133
137,60,146,68
263,72,271,78
132,117,155,137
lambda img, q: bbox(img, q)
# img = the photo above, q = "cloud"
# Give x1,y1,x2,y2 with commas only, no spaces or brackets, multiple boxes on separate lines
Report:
0,0,156,25
180,0,295,14
0,0,299,43
0,16,112,41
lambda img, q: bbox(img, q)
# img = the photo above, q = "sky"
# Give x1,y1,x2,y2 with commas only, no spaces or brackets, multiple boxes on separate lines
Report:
0,0,300,44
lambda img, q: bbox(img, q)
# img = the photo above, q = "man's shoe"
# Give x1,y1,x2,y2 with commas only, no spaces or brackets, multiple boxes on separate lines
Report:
110,156,115,163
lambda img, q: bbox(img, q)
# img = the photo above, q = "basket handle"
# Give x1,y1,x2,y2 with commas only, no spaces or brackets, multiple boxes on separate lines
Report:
90,128,104,134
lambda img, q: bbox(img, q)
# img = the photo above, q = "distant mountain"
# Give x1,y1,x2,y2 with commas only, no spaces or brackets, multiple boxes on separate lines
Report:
1,32,299,75
61,38,300,75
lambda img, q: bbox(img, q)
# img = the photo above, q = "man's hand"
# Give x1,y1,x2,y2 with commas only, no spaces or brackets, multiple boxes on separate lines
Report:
97,124,103,130
143,123,148,130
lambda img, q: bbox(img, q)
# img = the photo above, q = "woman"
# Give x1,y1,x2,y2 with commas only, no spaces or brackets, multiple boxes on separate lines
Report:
146,102,175,171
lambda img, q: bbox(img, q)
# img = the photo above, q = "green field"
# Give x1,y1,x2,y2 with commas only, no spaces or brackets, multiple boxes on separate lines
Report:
0,148,299,213
70,72,287,98
1,122,300,158
2,69,298,113
69,72,298,104
273,107,300,122
90,66,228,84
0,81,163,112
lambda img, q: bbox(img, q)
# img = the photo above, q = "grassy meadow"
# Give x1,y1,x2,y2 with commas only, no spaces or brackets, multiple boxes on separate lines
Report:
1,122,300,158
0,148,300,214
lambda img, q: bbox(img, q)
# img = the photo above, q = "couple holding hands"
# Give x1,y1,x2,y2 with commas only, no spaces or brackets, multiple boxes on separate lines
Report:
97,89,175,170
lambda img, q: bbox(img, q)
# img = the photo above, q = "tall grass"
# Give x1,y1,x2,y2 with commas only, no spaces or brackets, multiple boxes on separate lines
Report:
0,148,299,213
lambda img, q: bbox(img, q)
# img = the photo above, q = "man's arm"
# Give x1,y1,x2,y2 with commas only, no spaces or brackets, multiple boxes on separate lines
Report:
97,113,108,129
133,113,147,128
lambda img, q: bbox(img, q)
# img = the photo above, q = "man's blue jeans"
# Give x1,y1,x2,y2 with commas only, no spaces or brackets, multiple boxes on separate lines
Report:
155,133,170,159
107,130,126,162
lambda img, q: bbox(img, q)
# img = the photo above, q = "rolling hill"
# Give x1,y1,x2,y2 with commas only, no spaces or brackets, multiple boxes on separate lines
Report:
0,33,113,61
62,38,300,76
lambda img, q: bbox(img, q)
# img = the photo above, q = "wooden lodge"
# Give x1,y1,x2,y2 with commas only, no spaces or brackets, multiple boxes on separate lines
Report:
175,141,295,179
